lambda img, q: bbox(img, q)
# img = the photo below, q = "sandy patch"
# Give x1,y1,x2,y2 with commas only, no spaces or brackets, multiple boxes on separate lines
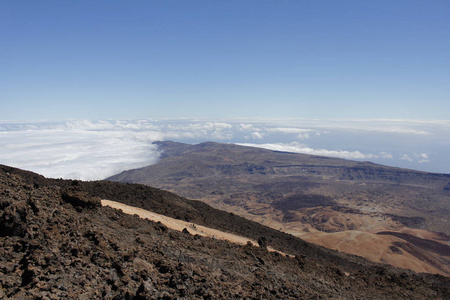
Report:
101,200,291,256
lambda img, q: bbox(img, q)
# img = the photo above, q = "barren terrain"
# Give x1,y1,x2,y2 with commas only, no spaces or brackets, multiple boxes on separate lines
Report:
4,165,450,299
109,141,450,276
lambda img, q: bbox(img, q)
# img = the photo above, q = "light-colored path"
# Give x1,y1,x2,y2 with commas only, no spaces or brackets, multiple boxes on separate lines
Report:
101,199,291,257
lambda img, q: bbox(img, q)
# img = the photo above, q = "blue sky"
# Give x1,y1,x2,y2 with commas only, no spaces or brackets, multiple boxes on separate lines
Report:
1,2,450,177
2,0,449,120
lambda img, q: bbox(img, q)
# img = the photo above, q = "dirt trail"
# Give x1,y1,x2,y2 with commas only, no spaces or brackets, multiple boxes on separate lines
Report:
101,200,291,256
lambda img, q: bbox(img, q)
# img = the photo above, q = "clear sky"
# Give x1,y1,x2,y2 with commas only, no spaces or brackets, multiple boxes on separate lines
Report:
1,0,449,120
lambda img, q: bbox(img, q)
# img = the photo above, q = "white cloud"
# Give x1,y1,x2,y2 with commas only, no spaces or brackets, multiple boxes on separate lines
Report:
239,123,254,131
297,132,310,140
401,153,430,164
401,154,413,162
379,152,393,159
240,118,436,135
163,122,234,140
418,153,429,163
266,127,314,134
236,142,393,161
265,128,314,140
250,132,264,140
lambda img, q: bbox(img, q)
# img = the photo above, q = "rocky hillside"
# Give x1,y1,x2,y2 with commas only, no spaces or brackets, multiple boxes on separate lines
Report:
108,141,450,276
1,164,450,299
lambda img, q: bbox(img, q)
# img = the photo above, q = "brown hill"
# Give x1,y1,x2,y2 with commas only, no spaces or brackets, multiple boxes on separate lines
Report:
108,141,450,276
1,164,450,299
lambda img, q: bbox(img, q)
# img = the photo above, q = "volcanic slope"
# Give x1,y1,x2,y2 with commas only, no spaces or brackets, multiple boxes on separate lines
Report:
2,165,450,299
108,141,450,276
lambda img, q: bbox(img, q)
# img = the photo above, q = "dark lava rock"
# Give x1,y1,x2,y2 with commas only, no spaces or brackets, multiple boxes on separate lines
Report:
390,245,404,254
1,165,449,299
61,188,101,209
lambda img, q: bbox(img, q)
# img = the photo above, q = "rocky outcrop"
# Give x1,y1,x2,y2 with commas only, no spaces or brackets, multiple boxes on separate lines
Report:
61,188,101,210
444,182,450,191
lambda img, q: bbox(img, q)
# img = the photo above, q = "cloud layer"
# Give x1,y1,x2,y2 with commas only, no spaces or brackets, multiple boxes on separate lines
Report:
0,120,242,180
1,119,448,180
0,123,160,180
237,142,393,160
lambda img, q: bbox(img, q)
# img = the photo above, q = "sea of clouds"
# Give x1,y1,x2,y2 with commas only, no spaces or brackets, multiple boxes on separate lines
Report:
1,119,449,180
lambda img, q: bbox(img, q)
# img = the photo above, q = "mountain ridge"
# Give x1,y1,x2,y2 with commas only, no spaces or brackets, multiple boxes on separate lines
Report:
117,141,450,187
